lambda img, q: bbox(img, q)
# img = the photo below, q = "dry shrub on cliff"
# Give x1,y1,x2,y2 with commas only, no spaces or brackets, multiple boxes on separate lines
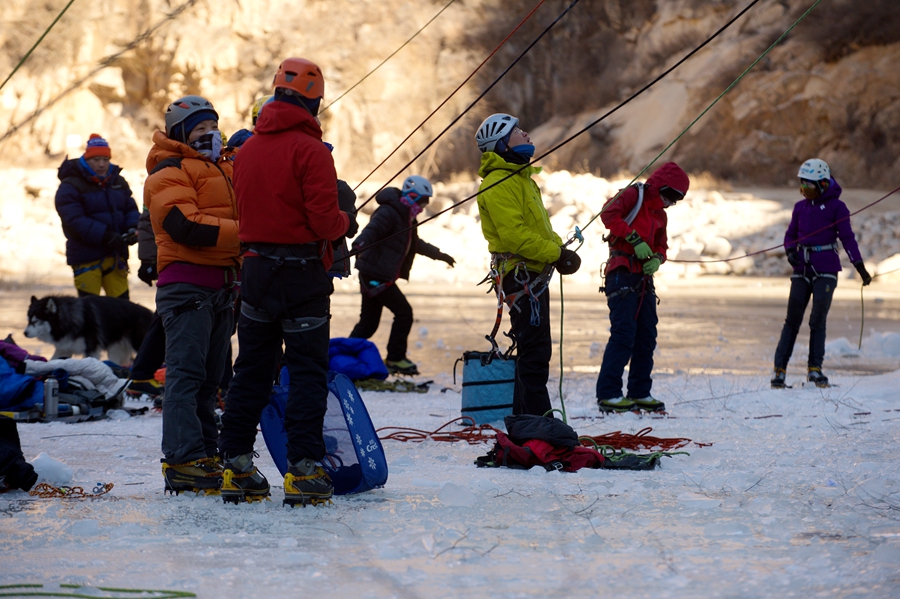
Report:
796,0,900,62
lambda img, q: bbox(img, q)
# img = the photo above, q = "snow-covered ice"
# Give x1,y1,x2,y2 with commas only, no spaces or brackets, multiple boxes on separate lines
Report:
3,364,900,598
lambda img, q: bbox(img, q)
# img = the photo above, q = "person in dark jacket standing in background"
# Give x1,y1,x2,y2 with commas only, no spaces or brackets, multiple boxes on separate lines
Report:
55,134,139,298
217,57,358,507
596,162,690,414
771,158,871,389
349,175,456,376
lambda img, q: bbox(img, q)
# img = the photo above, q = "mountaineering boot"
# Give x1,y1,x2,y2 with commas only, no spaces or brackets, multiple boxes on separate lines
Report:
598,396,636,413
162,457,223,495
628,395,666,412
221,452,270,504
126,379,164,399
807,367,829,388
284,458,334,507
385,358,419,376
771,368,787,389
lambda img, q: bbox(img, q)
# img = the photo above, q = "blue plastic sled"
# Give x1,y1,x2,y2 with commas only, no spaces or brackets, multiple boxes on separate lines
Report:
260,369,388,495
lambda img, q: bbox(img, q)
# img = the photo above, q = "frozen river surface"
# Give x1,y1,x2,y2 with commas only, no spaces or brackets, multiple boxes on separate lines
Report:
1,279,900,598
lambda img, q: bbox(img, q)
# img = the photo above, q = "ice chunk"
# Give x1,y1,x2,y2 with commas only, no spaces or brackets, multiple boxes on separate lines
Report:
438,482,475,507
105,409,130,421
31,452,73,485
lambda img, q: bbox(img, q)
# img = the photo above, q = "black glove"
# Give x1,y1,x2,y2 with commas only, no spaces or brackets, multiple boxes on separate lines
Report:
102,230,125,250
786,248,802,267
337,180,357,214
343,211,359,239
123,228,138,246
555,248,581,275
437,252,455,267
854,261,872,286
138,260,158,286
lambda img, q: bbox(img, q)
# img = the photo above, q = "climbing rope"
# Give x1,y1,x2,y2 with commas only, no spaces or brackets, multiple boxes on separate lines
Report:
28,482,114,498
356,0,578,210
0,0,78,93
377,416,500,444
352,0,548,195
0,0,199,145
858,265,900,350
578,427,700,452
576,0,824,236
669,184,900,266
0,584,195,598
345,0,763,260
320,0,459,114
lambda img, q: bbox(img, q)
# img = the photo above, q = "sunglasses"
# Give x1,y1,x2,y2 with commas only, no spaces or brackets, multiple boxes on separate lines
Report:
659,186,685,203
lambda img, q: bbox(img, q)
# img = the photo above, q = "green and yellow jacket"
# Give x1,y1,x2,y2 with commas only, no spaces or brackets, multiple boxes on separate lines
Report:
476,152,562,275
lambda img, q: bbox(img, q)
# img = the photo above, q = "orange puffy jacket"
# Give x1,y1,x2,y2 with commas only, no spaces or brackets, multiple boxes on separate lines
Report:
143,130,241,273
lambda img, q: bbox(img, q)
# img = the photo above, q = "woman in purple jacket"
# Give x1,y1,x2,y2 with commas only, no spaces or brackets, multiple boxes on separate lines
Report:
771,159,872,389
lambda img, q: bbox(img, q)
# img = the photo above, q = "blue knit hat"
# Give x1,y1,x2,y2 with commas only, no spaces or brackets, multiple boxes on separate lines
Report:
171,109,218,142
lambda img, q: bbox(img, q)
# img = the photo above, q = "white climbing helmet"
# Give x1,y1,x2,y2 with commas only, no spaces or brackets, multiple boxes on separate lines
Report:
475,113,519,153
401,175,433,200
797,158,830,181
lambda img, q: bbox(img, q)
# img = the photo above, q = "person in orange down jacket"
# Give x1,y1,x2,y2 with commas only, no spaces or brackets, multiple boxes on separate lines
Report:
143,95,241,495
596,162,690,414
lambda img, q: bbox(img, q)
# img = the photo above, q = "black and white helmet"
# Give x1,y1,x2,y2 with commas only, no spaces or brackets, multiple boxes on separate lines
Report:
401,175,433,199
164,95,218,139
475,113,518,153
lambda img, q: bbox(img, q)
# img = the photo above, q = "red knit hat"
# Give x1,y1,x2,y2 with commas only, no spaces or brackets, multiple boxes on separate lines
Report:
83,133,111,159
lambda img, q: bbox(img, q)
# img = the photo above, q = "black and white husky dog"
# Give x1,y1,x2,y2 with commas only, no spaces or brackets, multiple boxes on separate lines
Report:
24,295,154,366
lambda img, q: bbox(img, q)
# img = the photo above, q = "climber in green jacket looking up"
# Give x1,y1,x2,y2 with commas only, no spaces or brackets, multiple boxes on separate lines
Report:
474,113,581,417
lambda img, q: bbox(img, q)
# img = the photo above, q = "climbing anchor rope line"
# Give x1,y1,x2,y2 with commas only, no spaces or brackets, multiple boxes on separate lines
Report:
351,0,549,196
344,0,763,262
0,0,200,145
0,0,78,93
320,0,459,114
355,0,578,210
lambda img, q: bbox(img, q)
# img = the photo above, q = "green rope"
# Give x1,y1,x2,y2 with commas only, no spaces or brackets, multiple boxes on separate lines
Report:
320,0,458,113
577,0,824,235
0,0,78,93
0,583,195,598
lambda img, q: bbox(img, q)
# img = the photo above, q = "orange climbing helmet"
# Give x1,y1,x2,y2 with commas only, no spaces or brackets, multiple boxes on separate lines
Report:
272,57,324,100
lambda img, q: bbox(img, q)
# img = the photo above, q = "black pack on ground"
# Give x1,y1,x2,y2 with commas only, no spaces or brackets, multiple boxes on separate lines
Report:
504,414,578,449
0,415,38,492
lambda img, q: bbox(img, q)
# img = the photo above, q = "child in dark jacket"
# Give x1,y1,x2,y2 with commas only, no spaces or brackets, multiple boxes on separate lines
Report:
771,158,872,389
349,175,456,375
54,134,139,298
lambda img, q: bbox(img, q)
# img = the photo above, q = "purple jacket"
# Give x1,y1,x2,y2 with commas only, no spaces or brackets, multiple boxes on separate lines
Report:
784,177,861,274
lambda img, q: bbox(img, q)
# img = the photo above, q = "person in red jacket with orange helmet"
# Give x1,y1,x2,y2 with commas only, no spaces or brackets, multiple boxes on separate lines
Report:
596,162,690,414
217,57,357,507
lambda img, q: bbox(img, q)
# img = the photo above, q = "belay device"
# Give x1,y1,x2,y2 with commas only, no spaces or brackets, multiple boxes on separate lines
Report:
260,369,388,495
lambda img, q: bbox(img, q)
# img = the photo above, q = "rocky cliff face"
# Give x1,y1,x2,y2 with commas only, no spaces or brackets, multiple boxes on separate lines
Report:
1,0,898,187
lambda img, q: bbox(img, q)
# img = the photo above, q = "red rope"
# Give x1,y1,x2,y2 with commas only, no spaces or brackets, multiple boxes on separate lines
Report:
580,426,707,451
377,417,501,444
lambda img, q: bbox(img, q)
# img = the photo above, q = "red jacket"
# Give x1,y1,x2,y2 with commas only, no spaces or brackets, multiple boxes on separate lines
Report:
233,101,349,269
600,162,689,275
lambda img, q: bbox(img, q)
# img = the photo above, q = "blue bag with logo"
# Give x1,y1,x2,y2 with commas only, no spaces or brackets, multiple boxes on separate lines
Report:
260,368,388,495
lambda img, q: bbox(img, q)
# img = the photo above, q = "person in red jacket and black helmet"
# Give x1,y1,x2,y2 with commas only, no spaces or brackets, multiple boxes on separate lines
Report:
217,57,358,507
596,162,690,414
